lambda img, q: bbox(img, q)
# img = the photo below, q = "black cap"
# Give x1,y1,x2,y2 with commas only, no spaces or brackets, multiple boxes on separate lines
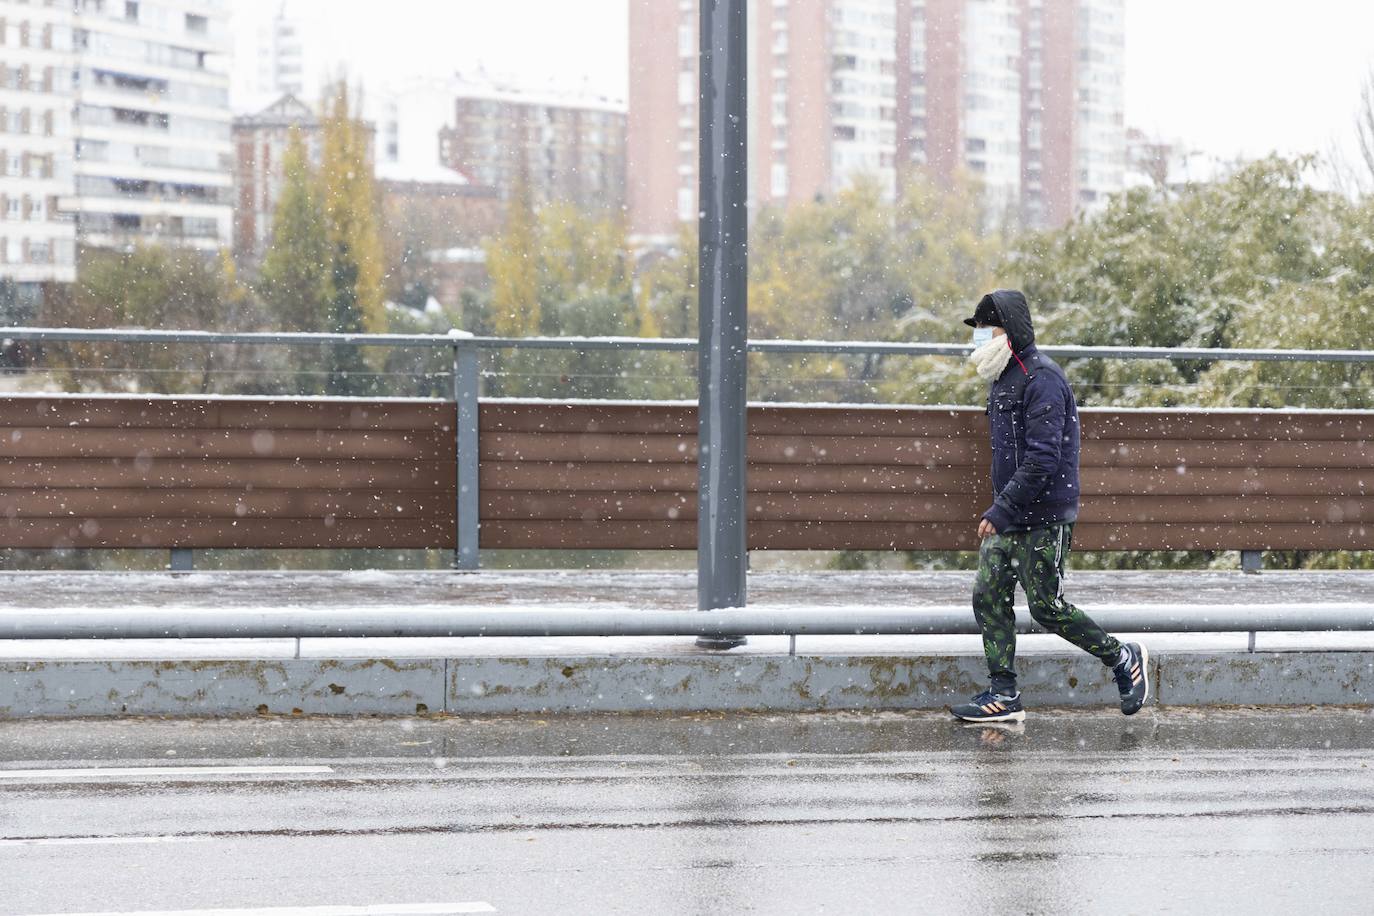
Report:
962,294,1001,329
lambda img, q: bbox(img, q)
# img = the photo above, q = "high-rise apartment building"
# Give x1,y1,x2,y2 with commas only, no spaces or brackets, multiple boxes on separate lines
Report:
626,0,694,239
66,0,233,251
1021,0,1124,225
627,0,1124,237
755,0,899,211
244,2,327,107
906,0,1024,215
438,80,626,211
0,0,77,302
630,0,901,241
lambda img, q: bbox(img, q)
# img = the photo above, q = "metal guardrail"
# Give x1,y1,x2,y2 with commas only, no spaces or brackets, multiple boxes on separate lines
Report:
3,604,1373,639
6,327,1374,363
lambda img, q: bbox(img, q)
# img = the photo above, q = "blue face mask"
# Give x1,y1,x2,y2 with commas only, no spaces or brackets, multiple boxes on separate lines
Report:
972,327,995,347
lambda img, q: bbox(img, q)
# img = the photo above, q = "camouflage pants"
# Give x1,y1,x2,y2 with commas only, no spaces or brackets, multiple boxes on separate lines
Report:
973,522,1122,694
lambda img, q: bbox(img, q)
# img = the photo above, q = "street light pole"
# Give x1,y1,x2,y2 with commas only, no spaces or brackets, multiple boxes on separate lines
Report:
697,0,749,647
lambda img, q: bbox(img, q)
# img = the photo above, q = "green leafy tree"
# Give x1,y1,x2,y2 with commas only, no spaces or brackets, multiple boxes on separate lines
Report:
38,247,254,393
1006,155,1370,570
258,128,333,393
1006,157,1344,407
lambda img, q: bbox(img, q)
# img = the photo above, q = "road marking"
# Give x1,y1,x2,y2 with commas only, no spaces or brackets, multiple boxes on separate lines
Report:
18,905,495,916
0,765,333,781
0,835,210,848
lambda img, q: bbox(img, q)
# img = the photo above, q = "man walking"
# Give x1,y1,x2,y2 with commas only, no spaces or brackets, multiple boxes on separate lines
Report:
949,290,1149,722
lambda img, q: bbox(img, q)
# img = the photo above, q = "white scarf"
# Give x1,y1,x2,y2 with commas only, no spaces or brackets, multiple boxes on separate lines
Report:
969,335,1014,381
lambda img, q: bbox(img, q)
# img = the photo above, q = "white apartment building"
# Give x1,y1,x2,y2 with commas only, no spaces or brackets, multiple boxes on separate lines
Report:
961,0,1022,214
0,0,77,295
1071,0,1124,211
1021,0,1124,225
242,1,327,108
372,77,473,185
65,0,232,251
828,0,899,199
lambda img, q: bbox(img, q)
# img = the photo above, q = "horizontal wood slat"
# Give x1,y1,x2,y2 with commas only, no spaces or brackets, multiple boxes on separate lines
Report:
480,432,986,466
482,462,1372,497
478,432,1374,470
0,428,453,461
0,458,451,489
480,402,1374,441
482,492,1374,525
1080,440,1373,468
0,518,454,550
482,521,1372,552
0,397,453,431
1079,410,1374,442
0,488,455,520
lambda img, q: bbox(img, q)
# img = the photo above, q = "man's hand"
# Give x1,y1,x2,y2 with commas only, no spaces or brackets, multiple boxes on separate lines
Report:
977,518,998,539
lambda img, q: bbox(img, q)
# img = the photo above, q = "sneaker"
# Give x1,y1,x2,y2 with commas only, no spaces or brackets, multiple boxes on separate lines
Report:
950,689,1025,723
1112,642,1150,715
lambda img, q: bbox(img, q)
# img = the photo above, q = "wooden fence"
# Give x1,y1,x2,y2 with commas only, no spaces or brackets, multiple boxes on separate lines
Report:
1,396,1370,553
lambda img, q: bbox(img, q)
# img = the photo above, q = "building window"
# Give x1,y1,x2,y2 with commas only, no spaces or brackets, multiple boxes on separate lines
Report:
677,187,694,222
771,163,788,197
678,71,695,106
125,2,139,23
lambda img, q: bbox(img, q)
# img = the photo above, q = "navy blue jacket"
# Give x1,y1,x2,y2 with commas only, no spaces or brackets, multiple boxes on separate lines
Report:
978,290,1081,534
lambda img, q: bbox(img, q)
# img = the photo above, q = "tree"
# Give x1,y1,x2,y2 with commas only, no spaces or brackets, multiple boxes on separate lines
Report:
38,247,254,393
260,128,331,332
1006,157,1344,407
318,80,386,395
485,177,542,337
482,200,646,397
258,128,333,393
1004,155,1371,570
742,173,1003,403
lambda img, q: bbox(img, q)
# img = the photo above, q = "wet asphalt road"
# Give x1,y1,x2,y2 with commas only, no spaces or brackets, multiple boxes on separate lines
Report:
2,709,1374,915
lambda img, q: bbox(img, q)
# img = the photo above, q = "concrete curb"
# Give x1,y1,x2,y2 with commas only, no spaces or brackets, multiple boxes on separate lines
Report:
3,650,1372,717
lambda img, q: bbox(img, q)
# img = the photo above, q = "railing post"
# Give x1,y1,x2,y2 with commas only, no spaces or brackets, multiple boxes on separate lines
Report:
1241,550,1262,574
169,548,193,572
451,334,481,571
695,0,749,649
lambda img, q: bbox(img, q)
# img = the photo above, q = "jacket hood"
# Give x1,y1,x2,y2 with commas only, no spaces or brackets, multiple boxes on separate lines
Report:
984,289,1034,353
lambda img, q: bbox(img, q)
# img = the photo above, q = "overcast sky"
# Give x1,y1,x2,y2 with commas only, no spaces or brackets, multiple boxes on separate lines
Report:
232,0,1374,165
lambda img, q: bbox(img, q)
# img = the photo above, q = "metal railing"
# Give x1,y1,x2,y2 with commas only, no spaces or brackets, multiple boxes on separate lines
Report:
3,603,1373,640
8,326,1374,363
4,326,1374,577
3,327,1373,642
